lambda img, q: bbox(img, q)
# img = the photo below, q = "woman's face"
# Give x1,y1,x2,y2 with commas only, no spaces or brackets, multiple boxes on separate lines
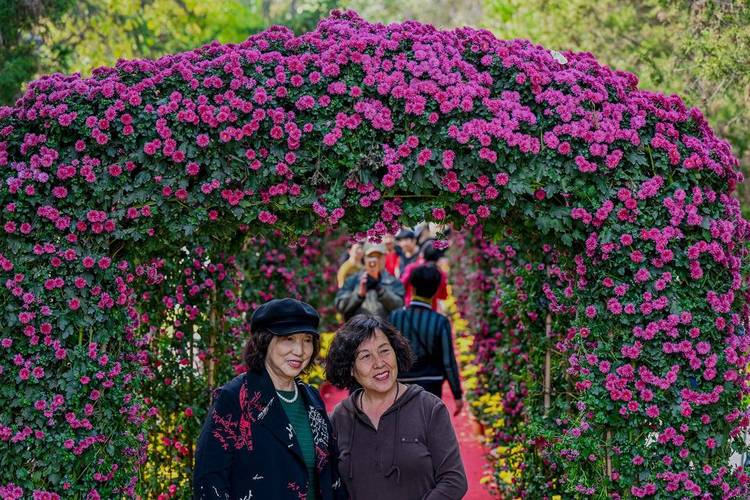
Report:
352,329,398,395
265,333,315,382
350,242,364,261
383,234,395,252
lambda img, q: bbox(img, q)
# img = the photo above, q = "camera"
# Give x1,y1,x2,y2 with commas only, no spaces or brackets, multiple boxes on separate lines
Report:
365,274,380,290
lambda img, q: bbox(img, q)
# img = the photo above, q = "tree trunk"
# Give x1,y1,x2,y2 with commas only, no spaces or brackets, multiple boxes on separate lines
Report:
262,0,271,21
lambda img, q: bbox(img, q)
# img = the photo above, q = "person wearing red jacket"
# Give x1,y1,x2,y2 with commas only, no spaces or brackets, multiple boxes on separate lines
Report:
400,242,448,311
383,233,400,276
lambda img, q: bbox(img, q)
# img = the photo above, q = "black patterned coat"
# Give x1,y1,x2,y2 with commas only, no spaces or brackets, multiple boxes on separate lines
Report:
193,369,347,500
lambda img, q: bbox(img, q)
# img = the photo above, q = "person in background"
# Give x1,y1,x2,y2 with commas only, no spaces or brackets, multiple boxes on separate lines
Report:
335,243,404,320
400,242,448,311
414,223,434,251
383,233,400,277
326,315,467,500
394,229,419,277
389,265,463,415
337,241,364,288
193,298,346,500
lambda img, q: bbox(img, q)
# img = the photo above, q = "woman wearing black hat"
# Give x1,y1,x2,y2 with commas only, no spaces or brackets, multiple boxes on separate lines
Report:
193,298,347,500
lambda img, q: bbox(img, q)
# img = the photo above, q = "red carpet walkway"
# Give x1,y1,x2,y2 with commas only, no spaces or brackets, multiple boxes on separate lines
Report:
320,381,496,499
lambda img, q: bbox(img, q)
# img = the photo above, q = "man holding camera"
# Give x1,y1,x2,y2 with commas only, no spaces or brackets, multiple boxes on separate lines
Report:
335,243,405,320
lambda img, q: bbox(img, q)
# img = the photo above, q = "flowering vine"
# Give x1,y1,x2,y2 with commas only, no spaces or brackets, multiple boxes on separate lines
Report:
0,9,747,498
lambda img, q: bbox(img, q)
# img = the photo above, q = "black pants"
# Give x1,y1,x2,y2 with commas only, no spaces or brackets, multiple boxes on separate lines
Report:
412,380,443,398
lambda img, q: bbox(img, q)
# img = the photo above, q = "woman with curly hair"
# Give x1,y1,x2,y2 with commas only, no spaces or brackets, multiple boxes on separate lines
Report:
193,298,347,500
326,315,467,499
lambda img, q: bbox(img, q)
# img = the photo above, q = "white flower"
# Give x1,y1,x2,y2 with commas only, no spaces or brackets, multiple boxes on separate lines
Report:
550,50,568,65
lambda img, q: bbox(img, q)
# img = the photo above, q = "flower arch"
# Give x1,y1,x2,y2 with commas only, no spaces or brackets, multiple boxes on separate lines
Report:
0,10,748,499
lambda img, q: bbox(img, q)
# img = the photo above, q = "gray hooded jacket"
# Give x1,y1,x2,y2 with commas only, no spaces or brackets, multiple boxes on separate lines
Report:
330,384,467,500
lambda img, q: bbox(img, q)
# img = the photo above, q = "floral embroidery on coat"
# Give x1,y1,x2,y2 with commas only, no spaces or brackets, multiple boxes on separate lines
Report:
287,481,307,500
308,406,329,446
314,445,330,473
308,406,331,472
211,384,264,451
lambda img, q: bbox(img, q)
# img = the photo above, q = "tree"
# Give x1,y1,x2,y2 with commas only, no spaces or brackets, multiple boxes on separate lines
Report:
344,0,484,28
36,0,266,77
0,0,76,104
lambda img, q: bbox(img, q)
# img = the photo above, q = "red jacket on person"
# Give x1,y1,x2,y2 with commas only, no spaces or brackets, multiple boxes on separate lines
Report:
400,259,448,310
384,251,399,276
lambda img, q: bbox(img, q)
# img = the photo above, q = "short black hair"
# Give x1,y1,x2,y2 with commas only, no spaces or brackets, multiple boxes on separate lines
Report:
420,241,443,262
243,329,320,375
325,315,414,390
410,264,442,298
395,228,416,240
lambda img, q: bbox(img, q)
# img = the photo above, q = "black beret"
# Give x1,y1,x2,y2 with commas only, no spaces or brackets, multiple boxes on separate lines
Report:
250,298,320,336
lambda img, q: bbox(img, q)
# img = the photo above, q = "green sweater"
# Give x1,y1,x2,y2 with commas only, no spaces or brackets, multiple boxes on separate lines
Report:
278,389,318,500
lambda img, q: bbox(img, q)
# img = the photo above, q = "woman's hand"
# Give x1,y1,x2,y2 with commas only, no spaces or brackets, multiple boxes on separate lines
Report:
453,398,464,416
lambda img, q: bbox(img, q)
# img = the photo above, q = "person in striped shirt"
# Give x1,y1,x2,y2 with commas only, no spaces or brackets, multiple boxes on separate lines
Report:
388,264,464,415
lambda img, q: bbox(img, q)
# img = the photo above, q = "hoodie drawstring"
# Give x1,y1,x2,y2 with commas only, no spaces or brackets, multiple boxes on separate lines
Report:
348,385,407,485
348,408,356,480
384,403,402,484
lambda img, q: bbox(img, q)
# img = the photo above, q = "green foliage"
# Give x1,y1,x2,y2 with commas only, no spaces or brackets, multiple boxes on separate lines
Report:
273,0,342,34
37,0,266,76
0,0,76,103
343,0,485,28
